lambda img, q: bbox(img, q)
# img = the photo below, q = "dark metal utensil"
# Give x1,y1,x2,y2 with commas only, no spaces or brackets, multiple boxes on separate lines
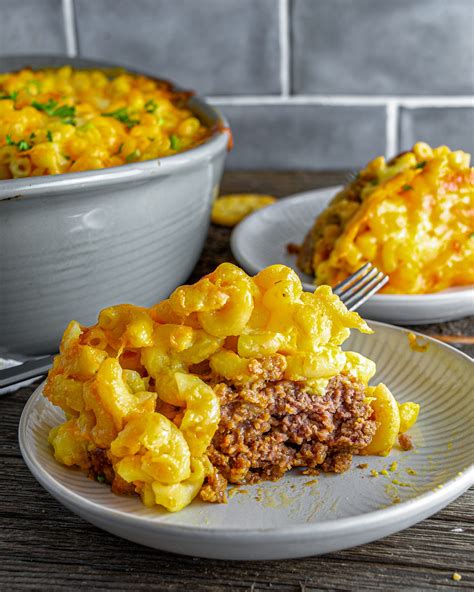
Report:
0,355,55,389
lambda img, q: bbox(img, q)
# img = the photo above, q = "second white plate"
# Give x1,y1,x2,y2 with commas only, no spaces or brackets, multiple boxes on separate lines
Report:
231,187,474,325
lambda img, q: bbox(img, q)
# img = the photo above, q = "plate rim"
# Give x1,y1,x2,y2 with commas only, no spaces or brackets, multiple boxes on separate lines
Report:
230,187,474,302
19,321,474,541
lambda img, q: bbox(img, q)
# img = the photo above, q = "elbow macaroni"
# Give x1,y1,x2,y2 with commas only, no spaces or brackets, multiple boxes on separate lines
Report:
45,263,418,511
298,143,474,294
0,66,211,179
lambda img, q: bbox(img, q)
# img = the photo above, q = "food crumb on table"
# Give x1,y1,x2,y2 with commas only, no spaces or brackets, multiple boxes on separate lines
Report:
211,193,276,226
452,572,462,582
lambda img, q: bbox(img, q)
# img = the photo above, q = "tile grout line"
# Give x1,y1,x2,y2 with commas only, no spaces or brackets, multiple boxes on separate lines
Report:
62,0,78,57
385,101,399,158
279,0,290,97
206,95,474,107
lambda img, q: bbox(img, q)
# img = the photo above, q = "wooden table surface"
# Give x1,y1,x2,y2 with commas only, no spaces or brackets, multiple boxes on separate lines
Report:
1,171,473,591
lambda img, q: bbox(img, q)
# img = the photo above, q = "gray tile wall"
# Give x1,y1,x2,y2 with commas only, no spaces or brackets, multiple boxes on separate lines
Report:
0,0,67,54
220,104,387,170
75,0,281,96
399,108,474,155
0,0,473,170
292,0,474,96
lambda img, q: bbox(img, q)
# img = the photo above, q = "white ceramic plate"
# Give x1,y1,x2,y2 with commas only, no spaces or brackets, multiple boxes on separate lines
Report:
19,322,474,560
231,188,474,325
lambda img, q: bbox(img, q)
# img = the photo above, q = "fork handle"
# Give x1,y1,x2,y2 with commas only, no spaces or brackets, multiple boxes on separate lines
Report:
0,355,55,389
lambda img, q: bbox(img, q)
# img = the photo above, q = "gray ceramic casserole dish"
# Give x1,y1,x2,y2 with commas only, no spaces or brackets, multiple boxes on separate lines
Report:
0,56,229,355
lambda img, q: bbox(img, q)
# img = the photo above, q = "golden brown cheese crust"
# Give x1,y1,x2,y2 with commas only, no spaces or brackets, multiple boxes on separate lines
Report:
297,143,474,294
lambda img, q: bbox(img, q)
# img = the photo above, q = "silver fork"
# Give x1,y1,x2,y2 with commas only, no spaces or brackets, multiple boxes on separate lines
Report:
342,169,359,185
334,262,388,311
0,263,388,390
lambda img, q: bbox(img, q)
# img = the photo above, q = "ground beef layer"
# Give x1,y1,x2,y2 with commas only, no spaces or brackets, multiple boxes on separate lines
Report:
88,448,135,496
87,363,377,506
200,373,377,503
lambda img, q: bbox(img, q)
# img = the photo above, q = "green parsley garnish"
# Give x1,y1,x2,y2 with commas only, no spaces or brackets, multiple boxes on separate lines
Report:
5,134,31,151
0,90,18,101
415,161,427,169
103,107,139,128
32,98,57,113
51,104,76,122
125,150,140,162
17,140,31,151
46,130,53,142
32,99,76,125
469,232,474,239
370,179,379,186
402,184,413,191
116,142,124,155
144,99,157,113
96,474,106,483
170,134,180,150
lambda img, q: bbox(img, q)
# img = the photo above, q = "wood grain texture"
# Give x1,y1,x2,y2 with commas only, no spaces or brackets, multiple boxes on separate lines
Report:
1,171,472,591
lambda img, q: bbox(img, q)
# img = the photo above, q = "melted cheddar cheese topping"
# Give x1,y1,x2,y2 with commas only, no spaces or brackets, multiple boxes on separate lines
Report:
0,66,211,179
298,143,474,294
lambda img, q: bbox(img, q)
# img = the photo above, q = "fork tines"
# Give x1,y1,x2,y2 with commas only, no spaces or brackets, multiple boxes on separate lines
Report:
334,263,389,312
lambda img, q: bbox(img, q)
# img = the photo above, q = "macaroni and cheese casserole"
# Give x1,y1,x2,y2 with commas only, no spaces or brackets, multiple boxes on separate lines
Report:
297,143,474,294
45,263,418,512
0,66,212,179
